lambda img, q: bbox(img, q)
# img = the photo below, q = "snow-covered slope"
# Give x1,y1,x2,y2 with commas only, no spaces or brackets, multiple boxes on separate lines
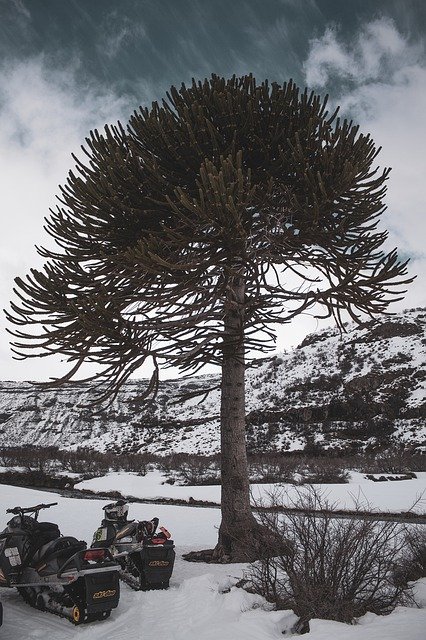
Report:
0,308,425,454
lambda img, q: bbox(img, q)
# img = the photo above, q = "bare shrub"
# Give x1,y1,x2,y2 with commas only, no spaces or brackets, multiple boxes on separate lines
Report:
0,446,159,477
248,489,409,627
374,448,426,474
356,448,426,474
158,452,189,475
0,445,58,473
394,527,426,586
117,452,152,474
297,456,349,484
246,453,349,485
60,448,111,474
248,453,300,483
159,453,220,485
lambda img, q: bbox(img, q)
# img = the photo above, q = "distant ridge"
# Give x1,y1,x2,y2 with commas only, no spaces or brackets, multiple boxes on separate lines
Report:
0,308,425,454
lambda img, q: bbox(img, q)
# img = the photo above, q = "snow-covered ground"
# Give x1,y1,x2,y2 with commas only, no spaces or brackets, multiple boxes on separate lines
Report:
0,483,425,639
75,469,426,514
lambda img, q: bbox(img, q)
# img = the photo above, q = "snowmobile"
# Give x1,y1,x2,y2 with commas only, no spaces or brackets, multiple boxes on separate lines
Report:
0,502,120,624
92,500,175,591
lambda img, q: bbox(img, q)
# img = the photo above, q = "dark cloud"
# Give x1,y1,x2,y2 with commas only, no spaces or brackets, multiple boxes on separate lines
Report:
3,0,424,100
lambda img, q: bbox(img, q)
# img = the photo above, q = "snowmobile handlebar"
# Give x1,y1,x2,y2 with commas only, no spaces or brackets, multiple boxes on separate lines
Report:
6,502,58,515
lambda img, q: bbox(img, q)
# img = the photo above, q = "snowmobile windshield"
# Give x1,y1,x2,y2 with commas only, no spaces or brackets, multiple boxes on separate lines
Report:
7,515,35,530
103,502,129,522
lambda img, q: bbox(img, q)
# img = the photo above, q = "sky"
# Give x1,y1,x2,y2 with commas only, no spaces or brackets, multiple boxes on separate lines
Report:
0,0,425,382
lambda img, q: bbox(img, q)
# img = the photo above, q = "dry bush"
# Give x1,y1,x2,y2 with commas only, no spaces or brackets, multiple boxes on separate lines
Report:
59,448,113,474
177,456,220,485
246,453,349,485
116,451,153,474
394,527,426,586
374,449,426,474
248,453,300,483
0,446,159,477
355,448,426,474
0,445,58,473
248,489,409,628
158,452,188,474
297,456,349,484
159,453,220,485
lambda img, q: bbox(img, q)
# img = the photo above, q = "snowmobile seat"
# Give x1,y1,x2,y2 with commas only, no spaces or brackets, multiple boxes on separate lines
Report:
31,536,85,566
31,522,60,551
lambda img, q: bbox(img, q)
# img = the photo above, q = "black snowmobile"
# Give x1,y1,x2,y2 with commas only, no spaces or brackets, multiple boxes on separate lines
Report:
0,502,120,624
92,500,175,591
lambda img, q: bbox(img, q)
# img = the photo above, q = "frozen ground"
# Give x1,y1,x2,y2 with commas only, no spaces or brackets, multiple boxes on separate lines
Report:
0,484,425,639
75,470,426,514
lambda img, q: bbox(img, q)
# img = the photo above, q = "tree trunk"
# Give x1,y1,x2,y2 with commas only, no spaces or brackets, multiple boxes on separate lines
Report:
211,271,261,563
183,270,279,563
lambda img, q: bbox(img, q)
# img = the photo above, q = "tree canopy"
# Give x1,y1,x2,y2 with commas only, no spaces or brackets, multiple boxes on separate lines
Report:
7,75,411,404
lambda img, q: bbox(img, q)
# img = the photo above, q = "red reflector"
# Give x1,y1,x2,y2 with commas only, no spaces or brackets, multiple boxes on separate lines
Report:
151,537,166,545
84,549,106,561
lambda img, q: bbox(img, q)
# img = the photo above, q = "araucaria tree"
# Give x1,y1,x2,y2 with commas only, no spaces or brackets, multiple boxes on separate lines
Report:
7,75,412,562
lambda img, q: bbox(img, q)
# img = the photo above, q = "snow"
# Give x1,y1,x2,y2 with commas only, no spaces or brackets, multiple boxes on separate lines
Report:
0,466,82,479
307,607,426,640
0,484,425,639
0,484,221,548
75,470,426,514
408,382,426,406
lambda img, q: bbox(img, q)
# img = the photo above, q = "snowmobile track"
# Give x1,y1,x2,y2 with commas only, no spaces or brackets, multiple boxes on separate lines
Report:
17,586,109,625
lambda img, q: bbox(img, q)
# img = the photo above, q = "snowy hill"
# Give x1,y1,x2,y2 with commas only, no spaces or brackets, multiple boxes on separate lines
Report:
0,308,425,454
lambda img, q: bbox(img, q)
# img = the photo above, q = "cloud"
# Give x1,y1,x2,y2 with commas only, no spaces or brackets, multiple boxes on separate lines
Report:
0,55,132,380
96,10,147,60
302,17,426,313
10,0,30,19
304,17,422,87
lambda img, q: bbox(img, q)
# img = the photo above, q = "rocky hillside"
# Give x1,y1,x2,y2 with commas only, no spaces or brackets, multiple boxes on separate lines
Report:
0,308,425,455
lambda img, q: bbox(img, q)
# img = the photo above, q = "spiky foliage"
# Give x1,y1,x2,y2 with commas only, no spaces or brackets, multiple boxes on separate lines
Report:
7,75,411,403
